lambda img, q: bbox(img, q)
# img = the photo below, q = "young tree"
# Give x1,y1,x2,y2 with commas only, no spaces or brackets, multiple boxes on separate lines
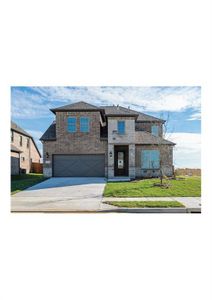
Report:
156,112,175,187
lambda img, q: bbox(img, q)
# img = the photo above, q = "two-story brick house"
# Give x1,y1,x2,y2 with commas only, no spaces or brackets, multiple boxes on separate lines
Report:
11,122,41,175
40,101,175,179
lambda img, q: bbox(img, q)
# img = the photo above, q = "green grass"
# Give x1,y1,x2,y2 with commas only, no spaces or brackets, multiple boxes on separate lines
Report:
104,176,201,197
11,173,46,195
105,201,184,208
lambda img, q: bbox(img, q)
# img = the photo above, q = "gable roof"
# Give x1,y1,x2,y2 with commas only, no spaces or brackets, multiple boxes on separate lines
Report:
11,121,32,137
100,105,164,122
50,101,165,122
100,105,139,117
11,121,42,157
40,122,56,141
50,101,101,114
135,131,175,145
136,112,165,123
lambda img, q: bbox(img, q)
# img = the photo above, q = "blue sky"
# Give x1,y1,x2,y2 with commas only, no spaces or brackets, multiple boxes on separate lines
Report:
11,86,201,168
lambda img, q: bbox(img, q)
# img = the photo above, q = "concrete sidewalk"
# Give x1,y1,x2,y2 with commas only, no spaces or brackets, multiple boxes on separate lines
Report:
102,197,201,213
11,177,201,213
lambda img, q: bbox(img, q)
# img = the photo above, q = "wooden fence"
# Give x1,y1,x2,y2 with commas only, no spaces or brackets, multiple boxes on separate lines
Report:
31,162,43,174
175,168,201,176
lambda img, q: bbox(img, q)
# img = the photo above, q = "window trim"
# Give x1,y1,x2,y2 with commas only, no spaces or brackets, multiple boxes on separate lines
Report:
27,138,30,148
117,121,125,135
80,117,90,133
11,130,14,142
141,150,160,169
67,117,77,133
19,135,23,146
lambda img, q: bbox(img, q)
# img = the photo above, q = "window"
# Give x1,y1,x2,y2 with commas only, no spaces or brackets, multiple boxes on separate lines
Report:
80,117,90,132
117,121,125,134
19,135,23,146
11,131,14,142
118,152,124,169
27,138,30,148
141,150,160,169
67,117,77,132
151,125,159,136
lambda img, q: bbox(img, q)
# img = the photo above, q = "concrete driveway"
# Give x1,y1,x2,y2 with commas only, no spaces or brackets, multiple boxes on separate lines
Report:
11,177,107,212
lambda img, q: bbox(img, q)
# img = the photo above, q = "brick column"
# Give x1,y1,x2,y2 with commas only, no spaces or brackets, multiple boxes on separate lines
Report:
108,144,114,178
129,144,135,179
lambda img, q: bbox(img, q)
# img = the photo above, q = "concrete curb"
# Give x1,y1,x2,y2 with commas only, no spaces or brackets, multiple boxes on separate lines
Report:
11,207,201,213
100,207,187,213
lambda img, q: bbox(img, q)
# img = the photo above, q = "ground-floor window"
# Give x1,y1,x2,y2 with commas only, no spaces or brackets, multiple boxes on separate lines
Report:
141,150,160,169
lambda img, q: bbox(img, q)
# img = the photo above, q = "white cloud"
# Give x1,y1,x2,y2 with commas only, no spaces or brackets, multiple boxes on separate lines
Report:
11,86,201,119
11,89,51,119
168,132,201,168
187,112,201,121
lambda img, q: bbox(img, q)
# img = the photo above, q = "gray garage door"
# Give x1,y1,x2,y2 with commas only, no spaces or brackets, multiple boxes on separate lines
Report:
53,154,105,177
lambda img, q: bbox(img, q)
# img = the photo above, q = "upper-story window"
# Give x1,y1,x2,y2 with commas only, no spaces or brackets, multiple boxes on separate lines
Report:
67,117,77,132
117,121,125,134
80,117,90,132
27,138,30,148
151,125,159,136
11,130,14,142
19,135,23,146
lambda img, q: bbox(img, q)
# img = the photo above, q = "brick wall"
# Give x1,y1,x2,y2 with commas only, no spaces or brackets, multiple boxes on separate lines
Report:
135,144,173,177
11,131,40,173
108,116,136,144
30,140,41,163
135,122,163,137
43,111,107,176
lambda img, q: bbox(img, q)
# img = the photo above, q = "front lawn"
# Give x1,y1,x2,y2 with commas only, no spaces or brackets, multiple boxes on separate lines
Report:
11,173,46,195
105,201,184,208
104,176,201,197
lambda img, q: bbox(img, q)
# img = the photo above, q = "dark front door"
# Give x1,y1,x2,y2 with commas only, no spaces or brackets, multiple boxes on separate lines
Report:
114,145,129,176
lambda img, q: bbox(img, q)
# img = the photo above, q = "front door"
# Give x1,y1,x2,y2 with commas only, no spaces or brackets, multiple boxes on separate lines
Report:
114,145,129,176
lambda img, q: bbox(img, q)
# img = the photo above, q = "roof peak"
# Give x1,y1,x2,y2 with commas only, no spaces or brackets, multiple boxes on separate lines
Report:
51,101,100,113
50,101,165,122
11,121,32,137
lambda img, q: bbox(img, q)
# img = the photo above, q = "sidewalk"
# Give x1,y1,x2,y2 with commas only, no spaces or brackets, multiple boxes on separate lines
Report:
101,197,201,213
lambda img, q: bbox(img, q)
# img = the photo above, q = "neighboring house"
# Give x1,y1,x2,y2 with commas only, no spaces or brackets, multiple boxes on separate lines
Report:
11,122,41,175
40,101,175,179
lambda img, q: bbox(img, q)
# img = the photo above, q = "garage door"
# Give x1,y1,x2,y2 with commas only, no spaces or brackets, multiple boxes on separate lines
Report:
53,154,105,177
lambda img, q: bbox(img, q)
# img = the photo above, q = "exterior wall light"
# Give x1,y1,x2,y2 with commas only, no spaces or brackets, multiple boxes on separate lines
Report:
109,151,113,158
46,152,49,159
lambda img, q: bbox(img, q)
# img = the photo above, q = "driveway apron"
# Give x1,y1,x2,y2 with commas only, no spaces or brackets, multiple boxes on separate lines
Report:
11,177,106,212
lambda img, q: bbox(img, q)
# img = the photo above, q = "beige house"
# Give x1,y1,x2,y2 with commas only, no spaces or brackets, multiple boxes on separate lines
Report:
40,101,175,179
11,122,41,175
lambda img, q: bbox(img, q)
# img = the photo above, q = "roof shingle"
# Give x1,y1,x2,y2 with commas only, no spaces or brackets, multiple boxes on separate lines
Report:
11,121,32,137
100,105,164,121
100,105,139,117
51,101,100,113
40,122,56,141
135,131,175,145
